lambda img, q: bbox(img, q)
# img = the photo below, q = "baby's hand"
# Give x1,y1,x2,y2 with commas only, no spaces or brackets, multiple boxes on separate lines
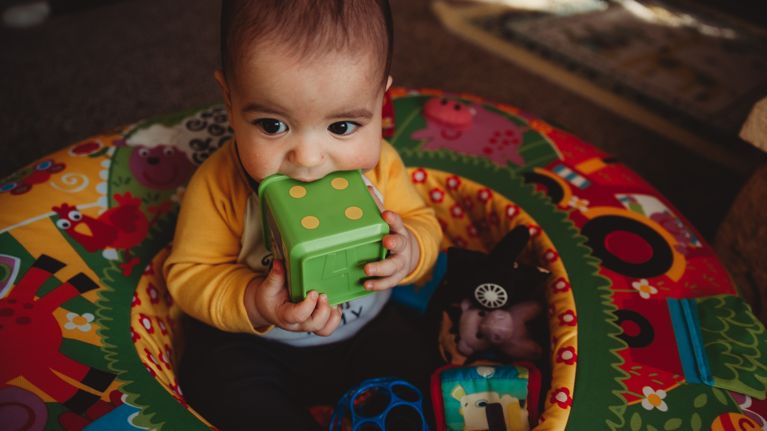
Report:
363,187,420,290
245,260,342,336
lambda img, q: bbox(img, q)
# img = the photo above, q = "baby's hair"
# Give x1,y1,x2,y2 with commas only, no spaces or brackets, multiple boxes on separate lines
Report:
220,0,393,87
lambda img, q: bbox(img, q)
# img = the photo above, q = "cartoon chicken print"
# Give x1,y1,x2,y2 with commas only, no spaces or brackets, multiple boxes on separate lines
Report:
53,192,149,275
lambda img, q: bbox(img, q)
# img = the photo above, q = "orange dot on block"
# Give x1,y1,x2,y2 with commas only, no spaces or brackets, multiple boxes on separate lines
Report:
301,216,320,229
345,206,363,220
331,178,349,190
289,186,307,198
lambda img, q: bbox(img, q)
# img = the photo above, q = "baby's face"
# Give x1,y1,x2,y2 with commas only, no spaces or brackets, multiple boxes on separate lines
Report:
220,44,388,183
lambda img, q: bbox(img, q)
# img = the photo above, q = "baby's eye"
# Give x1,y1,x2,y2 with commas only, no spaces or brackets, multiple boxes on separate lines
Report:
328,121,359,136
255,119,288,135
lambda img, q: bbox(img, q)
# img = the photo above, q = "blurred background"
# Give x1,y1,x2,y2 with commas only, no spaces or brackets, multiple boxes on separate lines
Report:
1,0,766,243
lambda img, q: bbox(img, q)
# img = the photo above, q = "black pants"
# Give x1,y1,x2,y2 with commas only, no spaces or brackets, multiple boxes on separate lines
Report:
178,303,438,430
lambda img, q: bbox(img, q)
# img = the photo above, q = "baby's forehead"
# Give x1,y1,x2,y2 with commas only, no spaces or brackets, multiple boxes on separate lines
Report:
236,38,385,79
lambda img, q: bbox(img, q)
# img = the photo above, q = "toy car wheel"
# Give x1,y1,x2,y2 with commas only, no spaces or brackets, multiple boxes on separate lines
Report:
474,283,508,309
581,215,673,278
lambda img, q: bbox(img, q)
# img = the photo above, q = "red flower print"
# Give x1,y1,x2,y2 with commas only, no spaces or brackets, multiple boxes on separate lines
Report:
145,348,161,369
411,168,427,184
505,204,519,220
462,197,474,211
467,225,479,237
170,381,187,406
544,249,559,262
528,225,541,237
551,277,571,293
160,347,172,368
551,387,572,409
165,345,174,366
131,326,140,342
446,175,461,190
143,362,157,377
450,204,464,218
139,313,155,334
558,310,577,326
147,283,160,304
556,346,577,365
132,292,141,308
158,318,169,335
477,188,493,203
429,188,445,203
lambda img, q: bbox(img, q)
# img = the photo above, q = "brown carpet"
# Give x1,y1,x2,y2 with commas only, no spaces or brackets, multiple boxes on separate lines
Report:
1,0,764,240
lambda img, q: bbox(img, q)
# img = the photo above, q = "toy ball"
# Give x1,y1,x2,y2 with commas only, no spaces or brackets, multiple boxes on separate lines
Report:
329,377,429,431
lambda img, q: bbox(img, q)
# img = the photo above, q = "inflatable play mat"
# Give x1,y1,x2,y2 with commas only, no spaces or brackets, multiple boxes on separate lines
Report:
1,87,766,430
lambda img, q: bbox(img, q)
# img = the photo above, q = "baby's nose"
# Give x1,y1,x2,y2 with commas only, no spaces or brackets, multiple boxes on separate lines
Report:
290,138,324,168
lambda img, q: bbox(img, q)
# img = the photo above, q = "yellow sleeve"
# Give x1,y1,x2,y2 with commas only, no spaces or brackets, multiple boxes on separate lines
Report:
366,141,442,284
162,141,262,334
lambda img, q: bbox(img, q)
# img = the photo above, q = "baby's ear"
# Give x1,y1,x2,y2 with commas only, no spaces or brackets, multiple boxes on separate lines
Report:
214,69,233,112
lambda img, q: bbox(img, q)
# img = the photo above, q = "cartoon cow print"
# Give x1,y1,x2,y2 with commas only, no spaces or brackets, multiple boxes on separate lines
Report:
129,145,194,190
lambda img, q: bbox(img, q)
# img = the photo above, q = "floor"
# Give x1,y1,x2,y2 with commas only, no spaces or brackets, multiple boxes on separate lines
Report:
1,0,764,240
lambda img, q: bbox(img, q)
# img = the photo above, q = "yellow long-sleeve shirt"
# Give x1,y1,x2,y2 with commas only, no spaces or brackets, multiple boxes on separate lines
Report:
163,139,441,339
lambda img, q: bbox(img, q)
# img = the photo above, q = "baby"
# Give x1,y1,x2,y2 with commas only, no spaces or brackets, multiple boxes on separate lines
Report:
163,0,442,429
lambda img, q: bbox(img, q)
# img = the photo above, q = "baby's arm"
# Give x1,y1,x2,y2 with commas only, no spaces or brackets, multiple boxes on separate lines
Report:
362,143,442,290
164,142,341,335
244,260,342,335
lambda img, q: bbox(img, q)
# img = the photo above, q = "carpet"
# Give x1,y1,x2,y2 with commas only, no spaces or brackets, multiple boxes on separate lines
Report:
433,0,767,159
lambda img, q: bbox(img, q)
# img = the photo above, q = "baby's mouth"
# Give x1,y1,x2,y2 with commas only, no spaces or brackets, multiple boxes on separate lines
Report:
285,170,330,183
291,176,322,183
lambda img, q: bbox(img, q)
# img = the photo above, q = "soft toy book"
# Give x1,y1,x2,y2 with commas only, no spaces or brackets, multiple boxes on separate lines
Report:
431,226,550,365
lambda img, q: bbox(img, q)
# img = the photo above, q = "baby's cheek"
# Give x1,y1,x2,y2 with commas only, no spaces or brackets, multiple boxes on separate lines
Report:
242,152,279,181
353,136,382,169
357,151,381,171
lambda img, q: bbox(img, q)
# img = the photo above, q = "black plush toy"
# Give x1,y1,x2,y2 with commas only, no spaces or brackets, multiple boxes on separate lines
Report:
433,225,550,364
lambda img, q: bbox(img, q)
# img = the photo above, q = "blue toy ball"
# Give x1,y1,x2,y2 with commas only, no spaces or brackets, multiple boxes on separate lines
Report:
329,377,429,431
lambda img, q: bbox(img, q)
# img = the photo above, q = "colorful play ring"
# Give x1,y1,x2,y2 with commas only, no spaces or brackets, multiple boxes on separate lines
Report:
0,88,761,430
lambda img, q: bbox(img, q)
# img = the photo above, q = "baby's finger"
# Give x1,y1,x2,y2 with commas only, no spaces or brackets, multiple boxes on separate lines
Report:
281,290,319,324
305,293,332,331
365,253,405,279
314,306,343,336
364,273,401,291
382,233,408,254
260,260,287,298
382,210,407,236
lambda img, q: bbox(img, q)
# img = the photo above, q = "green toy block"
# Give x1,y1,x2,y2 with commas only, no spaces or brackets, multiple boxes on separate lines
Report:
258,170,389,305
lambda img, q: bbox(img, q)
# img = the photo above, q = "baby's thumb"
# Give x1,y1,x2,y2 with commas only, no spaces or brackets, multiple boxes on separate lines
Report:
261,260,286,296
